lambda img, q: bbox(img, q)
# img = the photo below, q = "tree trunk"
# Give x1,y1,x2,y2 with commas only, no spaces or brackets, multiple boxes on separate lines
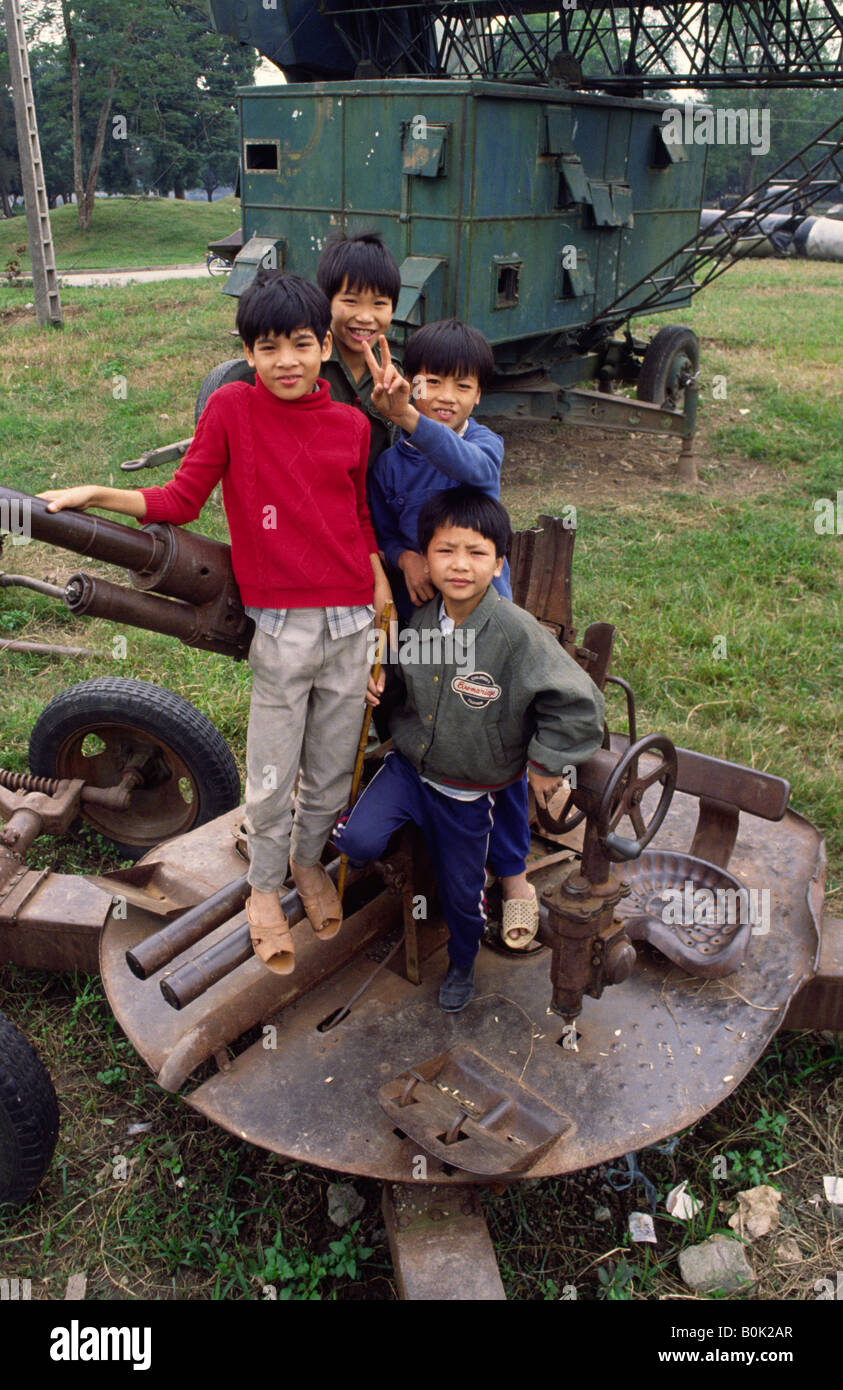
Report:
61,4,132,231
173,181,186,199
61,1,86,225
79,64,121,229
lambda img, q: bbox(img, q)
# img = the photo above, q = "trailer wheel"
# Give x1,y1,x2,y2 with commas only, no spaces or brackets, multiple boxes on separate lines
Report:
195,359,255,424
636,326,700,409
28,678,240,859
0,1009,59,1207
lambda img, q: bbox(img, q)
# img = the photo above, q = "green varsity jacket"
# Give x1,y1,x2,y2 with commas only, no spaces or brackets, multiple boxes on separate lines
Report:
389,586,605,791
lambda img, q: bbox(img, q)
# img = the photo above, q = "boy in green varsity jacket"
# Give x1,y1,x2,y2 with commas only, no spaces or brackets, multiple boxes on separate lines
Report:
333,486,604,1012
39,271,391,979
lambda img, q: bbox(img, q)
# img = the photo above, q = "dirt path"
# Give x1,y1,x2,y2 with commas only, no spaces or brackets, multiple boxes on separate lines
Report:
56,264,210,286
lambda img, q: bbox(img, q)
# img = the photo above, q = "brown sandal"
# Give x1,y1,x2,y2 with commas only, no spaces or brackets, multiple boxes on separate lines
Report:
292,862,342,941
247,896,295,975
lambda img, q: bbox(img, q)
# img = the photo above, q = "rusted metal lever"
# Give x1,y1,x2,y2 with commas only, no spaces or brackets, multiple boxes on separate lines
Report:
0,759,148,856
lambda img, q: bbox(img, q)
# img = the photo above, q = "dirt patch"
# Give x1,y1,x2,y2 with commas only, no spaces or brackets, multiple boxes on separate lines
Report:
489,413,789,517
0,302,82,324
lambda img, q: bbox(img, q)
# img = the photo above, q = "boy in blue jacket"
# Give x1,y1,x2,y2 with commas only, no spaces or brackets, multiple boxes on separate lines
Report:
363,320,539,950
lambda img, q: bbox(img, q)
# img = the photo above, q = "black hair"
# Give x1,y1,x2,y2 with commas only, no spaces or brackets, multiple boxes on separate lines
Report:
417,486,512,559
235,270,331,348
317,230,401,307
404,319,495,391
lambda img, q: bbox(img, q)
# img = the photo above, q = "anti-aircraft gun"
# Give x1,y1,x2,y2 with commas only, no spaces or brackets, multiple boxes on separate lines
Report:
1,4,842,1298
0,495,838,1299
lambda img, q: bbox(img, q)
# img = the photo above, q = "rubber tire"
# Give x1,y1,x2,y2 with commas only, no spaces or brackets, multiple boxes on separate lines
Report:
0,1009,59,1206
28,677,241,859
636,326,700,408
195,358,255,424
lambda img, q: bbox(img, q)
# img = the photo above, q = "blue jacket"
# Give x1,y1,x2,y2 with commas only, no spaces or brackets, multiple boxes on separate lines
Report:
368,414,511,621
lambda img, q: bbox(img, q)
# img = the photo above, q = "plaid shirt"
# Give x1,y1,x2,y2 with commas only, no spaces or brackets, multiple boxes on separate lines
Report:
246,605,374,640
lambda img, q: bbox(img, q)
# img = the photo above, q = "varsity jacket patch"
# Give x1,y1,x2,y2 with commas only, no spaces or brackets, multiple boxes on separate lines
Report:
451,672,502,708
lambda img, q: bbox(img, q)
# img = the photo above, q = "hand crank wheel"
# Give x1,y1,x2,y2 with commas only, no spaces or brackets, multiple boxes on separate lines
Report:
596,734,677,862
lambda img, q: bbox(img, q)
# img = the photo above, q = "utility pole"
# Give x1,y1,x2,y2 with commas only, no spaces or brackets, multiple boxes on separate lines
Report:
3,0,62,326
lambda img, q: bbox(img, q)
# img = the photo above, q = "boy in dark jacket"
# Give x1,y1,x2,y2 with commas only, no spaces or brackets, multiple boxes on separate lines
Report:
333,487,605,1011
316,230,403,469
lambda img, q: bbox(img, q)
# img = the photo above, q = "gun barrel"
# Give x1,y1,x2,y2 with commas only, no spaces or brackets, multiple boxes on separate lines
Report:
0,486,159,572
129,522,235,606
126,874,250,979
65,572,202,645
64,572,250,658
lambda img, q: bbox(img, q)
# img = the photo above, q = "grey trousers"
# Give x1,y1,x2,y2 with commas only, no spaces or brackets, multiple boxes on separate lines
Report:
244,609,371,892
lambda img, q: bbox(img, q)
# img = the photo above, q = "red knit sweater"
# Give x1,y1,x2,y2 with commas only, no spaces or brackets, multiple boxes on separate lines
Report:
140,376,376,608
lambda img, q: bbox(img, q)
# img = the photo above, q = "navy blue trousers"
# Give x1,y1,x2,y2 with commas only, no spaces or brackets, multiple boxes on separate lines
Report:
333,751,495,969
487,773,530,877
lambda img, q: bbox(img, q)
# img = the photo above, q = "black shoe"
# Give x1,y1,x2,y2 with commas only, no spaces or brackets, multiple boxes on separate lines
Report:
438,961,476,1012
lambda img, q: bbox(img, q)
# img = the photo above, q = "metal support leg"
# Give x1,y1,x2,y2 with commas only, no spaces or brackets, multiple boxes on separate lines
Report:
382,1183,506,1301
678,382,699,483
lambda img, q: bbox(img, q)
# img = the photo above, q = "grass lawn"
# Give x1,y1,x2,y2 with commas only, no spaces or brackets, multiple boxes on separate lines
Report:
0,259,840,1301
0,196,242,273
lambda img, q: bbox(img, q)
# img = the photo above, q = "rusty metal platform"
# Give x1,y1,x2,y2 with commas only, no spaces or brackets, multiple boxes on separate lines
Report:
99,793,823,1185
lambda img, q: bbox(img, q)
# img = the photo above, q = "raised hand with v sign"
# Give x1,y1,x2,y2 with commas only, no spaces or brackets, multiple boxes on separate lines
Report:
362,335,416,429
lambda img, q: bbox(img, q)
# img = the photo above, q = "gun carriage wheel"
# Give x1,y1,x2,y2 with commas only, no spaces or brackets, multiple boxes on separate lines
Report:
195,359,254,424
28,678,240,859
0,1009,59,1207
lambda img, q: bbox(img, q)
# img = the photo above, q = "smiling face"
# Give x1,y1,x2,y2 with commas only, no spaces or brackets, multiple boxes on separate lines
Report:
412,370,482,432
329,279,394,370
424,522,504,621
244,325,332,400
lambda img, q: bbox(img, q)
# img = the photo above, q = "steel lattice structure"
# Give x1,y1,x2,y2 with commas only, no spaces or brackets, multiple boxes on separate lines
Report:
584,109,843,329
315,1,843,86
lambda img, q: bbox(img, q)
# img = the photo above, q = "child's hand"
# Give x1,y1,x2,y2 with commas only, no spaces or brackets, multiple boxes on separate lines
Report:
399,549,435,606
528,769,572,811
38,486,101,513
362,336,415,426
37,485,146,519
366,671,386,707
373,571,392,626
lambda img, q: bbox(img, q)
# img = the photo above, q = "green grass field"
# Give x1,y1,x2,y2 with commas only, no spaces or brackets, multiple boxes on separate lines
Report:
0,257,840,1300
0,196,242,273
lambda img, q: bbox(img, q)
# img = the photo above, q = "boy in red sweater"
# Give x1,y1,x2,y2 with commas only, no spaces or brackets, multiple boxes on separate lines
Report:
40,271,392,975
